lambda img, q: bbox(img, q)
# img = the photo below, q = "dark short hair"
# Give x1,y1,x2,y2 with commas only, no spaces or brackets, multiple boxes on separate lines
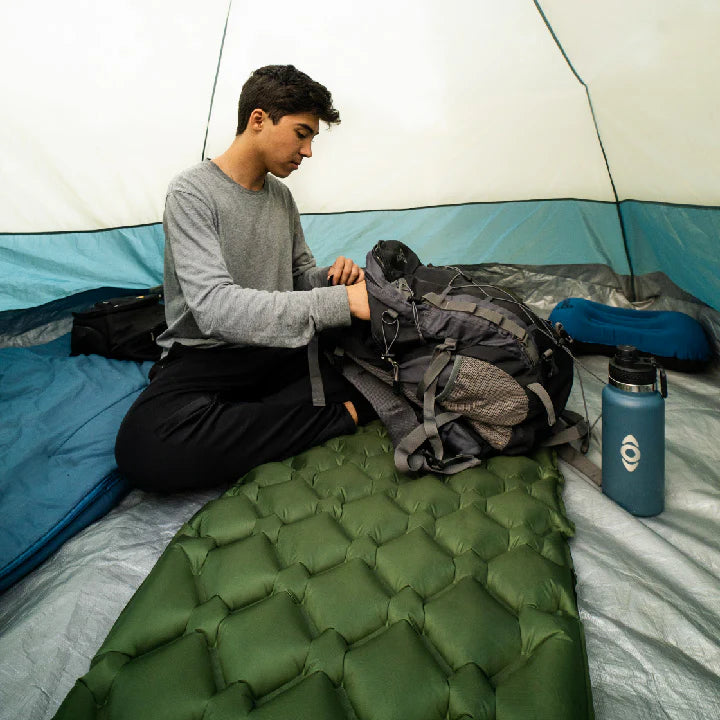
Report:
236,65,340,135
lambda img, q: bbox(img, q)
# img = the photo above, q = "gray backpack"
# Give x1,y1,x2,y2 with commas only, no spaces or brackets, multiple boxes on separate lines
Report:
323,240,582,474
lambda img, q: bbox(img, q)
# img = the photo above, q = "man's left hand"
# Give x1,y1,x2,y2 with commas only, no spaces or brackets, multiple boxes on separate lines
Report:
327,256,365,286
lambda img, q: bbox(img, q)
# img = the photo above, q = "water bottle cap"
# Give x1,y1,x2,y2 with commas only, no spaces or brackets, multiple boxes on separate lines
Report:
609,345,657,387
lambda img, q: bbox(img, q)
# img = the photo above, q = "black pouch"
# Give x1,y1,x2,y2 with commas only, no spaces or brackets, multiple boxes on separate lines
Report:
70,291,167,361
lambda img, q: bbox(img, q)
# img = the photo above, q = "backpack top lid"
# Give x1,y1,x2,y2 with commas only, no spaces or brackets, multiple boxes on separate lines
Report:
369,240,422,282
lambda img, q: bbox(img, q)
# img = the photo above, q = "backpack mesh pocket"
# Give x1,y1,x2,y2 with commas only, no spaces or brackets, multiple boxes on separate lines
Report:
442,355,528,449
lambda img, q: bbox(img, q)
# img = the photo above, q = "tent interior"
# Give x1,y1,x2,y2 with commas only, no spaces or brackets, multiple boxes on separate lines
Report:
1,1,719,718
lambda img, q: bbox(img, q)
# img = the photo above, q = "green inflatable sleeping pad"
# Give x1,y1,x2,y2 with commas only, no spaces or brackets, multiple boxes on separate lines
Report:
55,421,593,720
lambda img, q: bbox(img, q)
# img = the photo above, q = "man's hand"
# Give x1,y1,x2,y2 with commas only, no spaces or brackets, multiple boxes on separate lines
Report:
346,281,370,320
327,256,365,286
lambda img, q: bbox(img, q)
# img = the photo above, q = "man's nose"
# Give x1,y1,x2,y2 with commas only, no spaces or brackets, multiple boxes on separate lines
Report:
300,140,312,158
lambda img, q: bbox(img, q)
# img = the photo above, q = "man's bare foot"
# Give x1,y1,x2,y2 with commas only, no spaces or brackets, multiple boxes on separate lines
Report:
344,400,359,425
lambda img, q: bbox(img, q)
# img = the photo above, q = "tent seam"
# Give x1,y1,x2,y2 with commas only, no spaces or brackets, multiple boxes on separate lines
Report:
532,0,636,298
201,0,233,162
3,202,718,235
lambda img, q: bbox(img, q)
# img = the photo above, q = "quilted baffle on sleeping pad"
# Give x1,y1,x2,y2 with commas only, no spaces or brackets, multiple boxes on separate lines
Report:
54,421,593,720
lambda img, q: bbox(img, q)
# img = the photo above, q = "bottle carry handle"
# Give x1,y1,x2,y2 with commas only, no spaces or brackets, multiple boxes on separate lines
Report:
650,357,669,398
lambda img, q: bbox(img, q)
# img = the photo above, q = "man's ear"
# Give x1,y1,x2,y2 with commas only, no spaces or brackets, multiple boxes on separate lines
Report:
249,108,265,132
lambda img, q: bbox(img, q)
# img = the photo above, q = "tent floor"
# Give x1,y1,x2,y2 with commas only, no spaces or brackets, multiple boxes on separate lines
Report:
1,266,719,720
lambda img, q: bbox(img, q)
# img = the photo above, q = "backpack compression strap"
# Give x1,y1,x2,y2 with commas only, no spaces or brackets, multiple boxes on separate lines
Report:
527,383,557,426
422,292,539,364
543,410,589,449
539,409,602,485
394,411,482,474
394,339,485,475
415,339,457,462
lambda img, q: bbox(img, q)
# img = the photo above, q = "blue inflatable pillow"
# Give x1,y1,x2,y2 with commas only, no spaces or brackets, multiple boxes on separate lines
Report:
549,298,711,372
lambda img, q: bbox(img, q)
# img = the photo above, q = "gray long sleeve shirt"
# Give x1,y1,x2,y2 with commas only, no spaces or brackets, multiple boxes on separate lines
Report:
157,160,351,351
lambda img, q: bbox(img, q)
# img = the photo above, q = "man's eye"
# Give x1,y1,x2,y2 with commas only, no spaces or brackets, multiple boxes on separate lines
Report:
296,131,307,140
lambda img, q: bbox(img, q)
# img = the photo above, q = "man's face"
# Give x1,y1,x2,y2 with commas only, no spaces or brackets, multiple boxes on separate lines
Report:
259,112,320,178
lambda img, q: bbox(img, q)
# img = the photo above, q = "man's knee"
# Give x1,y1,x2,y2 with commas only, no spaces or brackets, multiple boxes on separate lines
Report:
114,401,226,493
115,427,225,493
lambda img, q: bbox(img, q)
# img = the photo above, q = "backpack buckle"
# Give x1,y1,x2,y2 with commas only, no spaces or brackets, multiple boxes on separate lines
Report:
542,347,557,376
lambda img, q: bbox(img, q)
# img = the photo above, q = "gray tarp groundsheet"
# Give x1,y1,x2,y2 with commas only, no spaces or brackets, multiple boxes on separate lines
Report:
1,265,719,720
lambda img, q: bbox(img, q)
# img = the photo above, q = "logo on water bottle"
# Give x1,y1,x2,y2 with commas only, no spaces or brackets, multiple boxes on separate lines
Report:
620,434,641,472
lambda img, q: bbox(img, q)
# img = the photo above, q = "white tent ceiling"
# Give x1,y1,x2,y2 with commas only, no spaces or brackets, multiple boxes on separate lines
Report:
1,0,718,231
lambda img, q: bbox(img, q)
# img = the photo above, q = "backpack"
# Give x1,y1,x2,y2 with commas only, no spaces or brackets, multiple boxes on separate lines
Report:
325,240,581,474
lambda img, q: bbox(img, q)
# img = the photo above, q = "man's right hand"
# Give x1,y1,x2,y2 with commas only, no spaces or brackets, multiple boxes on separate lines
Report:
346,281,370,320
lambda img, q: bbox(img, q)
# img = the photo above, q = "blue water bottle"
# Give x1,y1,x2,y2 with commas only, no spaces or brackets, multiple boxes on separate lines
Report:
601,345,668,516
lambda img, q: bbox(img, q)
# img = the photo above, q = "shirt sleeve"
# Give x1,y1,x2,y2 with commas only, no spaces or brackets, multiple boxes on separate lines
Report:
164,188,351,348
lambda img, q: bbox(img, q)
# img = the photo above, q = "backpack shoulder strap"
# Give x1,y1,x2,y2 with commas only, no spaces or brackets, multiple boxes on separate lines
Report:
338,354,420,443
542,409,589,449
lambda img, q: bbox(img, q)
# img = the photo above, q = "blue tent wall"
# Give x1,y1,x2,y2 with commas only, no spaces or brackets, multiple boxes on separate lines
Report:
0,226,165,311
2,199,718,313
301,200,629,272
620,202,720,311
0,198,631,313
1,2,718,317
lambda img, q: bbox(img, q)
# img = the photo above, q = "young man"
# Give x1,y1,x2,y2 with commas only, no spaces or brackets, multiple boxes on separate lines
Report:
115,65,371,493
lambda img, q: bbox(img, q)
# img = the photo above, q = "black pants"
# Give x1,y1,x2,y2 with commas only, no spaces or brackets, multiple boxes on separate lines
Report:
115,343,363,493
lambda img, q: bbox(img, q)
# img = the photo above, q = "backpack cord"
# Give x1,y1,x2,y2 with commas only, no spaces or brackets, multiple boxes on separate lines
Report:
410,300,425,340
381,311,401,390
381,311,399,357
578,362,603,434
559,342,605,450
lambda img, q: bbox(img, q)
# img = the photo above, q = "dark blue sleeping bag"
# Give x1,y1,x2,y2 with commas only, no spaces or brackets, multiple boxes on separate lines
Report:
0,334,152,591
549,297,711,371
